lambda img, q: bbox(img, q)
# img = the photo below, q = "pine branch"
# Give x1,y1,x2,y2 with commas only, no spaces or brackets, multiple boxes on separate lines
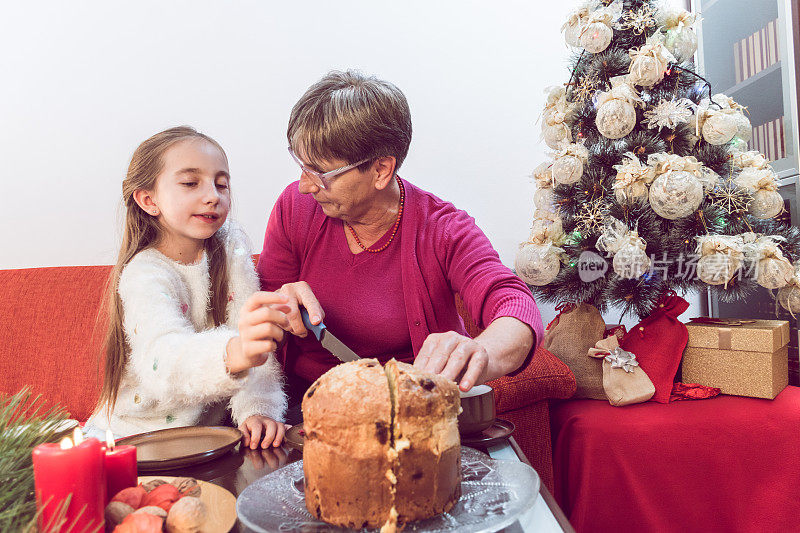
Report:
0,388,71,533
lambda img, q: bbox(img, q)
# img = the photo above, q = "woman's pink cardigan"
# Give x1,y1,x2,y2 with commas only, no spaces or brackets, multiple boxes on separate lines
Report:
257,178,544,376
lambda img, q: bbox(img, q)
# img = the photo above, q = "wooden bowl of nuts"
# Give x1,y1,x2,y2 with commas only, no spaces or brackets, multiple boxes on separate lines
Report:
105,476,236,532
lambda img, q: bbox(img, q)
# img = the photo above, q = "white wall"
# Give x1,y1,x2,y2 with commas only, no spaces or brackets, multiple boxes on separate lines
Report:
0,0,700,326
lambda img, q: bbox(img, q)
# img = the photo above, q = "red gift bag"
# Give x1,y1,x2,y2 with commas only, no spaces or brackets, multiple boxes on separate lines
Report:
620,291,690,403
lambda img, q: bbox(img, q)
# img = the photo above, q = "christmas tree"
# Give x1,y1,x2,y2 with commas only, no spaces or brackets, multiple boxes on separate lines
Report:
517,0,800,319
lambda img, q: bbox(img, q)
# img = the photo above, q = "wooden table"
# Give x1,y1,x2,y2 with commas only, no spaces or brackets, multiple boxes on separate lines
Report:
157,436,574,533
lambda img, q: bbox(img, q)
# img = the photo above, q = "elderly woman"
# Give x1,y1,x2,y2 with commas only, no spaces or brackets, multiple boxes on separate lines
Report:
257,70,543,414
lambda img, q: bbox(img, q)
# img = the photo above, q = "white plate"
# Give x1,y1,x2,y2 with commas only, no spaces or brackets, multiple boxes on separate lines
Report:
236,447,540,533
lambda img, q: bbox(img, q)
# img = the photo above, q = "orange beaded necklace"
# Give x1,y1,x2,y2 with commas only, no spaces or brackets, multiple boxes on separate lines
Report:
345,176,405,253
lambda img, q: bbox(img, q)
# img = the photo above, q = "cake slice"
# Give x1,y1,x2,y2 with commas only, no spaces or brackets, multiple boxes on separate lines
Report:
302,359,394,529
384,359,462,523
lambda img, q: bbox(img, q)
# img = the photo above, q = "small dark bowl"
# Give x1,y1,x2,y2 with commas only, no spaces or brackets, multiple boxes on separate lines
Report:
458,384,496,435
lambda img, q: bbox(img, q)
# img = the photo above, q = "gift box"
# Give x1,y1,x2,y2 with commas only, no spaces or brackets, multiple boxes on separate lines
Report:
682,318,790,399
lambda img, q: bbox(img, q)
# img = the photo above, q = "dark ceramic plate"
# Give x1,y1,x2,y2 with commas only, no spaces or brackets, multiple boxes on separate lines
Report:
116,426,242,471
460,418,515,448
284,423,305,451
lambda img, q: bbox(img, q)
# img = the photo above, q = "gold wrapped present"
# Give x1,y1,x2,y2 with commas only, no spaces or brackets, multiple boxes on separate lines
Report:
682,318,790,399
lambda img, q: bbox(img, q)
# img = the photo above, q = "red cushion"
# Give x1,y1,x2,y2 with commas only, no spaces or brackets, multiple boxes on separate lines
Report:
0,266,109,421
621,293,689,403
551,386,800,532
489,346,577,412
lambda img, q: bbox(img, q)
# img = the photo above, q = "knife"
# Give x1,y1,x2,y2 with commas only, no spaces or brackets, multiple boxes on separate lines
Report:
300,308,361,363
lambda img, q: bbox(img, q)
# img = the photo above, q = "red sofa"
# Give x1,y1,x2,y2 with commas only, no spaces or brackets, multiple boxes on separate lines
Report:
0,263,576,492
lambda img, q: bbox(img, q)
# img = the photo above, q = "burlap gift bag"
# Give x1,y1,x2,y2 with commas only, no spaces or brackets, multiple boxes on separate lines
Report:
588,335,655,406
542,303,606,399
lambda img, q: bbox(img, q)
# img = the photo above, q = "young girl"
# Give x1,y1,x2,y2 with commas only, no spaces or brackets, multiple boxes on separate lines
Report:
84,126,289,449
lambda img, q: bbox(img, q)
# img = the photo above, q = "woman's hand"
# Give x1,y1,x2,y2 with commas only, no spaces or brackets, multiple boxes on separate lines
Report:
413,331,489,392
226,292,290,375
239,415,287,449
276,281,325,338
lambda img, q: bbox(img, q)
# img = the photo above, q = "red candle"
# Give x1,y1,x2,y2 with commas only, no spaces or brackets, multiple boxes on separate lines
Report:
32,431,105,532
103,430,137,504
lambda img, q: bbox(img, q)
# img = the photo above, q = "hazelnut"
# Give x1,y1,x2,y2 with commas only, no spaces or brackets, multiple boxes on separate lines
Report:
166,496,207,533
133,506,168,519
104,501,134,527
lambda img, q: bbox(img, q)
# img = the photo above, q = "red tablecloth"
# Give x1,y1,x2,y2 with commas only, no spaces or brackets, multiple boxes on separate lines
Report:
550,386,800,533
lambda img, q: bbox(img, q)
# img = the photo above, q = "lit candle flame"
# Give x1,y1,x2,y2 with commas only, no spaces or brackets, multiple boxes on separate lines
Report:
59,437,73,449
73,428,84,445
106,429,115,450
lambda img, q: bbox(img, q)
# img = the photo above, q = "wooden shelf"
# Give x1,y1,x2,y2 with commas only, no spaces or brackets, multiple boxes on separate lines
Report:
724,61,781,95
721,61,783,126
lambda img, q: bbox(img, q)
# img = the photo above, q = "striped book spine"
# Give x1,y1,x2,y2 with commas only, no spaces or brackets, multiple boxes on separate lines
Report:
748,116,786,162
734,41,743,84
732,19,780,85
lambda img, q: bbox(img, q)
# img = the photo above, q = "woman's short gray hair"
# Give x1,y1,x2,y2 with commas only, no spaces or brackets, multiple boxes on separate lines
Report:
287,70,412,173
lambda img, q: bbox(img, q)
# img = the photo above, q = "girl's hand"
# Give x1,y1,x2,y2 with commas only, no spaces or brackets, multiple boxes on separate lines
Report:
277,281,325,338
226,292,290,374
239,415,287,449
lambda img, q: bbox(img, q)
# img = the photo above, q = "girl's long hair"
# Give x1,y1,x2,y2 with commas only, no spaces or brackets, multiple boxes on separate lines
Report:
97,126,231,414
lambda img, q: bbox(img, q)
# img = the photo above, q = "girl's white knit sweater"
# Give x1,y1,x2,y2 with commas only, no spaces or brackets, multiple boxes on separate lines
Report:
85,221,286,438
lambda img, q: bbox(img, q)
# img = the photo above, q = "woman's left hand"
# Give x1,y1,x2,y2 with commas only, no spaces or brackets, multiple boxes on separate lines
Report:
413,331,488,392
239,415,287,449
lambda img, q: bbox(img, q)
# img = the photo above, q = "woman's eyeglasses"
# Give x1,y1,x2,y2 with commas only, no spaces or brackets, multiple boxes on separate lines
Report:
288,147,370,190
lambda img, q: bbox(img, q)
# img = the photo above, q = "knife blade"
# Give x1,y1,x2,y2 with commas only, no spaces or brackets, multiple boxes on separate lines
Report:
300,308,361,363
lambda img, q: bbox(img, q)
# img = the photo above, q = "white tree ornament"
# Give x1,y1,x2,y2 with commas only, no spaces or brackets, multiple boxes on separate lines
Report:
551,142,590,185
643,98,694,131
628,37,676,88
595,76,645,139
731,150,770,171
515,243,562,286
612,151,656,203
743,235,794,290
694,95,746,145
562,6,590,47
735,167,783,219
543,123,573,150
646,153,708,219
658,8,698,62
695,235,744,287
596,218,651,279
541,86,575,150
532,162,558,217
778,264,800,316
579,0,623,53
712,94,752,142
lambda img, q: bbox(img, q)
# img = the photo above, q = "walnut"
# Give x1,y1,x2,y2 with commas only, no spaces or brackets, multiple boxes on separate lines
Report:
170,477,201,497
166,496,207,533
141,478,169,492
104,501,134,528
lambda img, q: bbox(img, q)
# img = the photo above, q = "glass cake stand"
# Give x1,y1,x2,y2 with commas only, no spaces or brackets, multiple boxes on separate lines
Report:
236,447,540,533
